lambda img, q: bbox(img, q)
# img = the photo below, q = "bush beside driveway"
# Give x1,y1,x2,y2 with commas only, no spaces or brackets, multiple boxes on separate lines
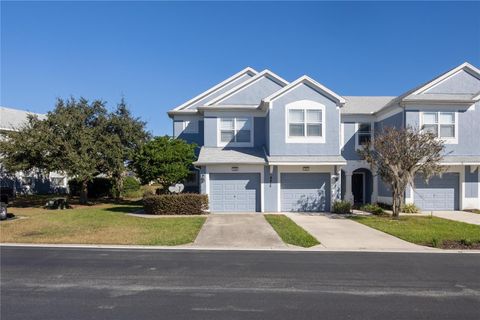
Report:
0,204,206,246
351,215,480,249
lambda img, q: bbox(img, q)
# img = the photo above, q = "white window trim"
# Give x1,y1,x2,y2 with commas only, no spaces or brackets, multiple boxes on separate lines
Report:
420,111,458,144
285,100,326,143
355,122,374,150
182,119,198,134
217,117,254,147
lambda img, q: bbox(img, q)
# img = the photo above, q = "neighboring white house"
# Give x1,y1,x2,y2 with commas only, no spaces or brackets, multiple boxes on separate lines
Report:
0,106,68,194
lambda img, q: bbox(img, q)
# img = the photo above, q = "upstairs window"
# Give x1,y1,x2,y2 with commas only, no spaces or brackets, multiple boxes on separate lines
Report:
288,109,323,137
422,111,456,141
357,123,373,147
219,117,252,146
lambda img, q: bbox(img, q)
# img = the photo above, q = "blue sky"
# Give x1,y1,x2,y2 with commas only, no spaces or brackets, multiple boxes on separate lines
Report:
2,1,479,136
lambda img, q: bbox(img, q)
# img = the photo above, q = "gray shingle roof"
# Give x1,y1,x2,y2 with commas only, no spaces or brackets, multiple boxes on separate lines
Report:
267,155,346,165
341,96,396,114
194,147,266,165
0,107,46,132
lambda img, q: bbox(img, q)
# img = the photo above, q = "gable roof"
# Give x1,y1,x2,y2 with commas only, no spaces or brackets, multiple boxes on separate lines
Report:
169,67,257,114
262,75,345,107
204,70,289,106
407,62,480,96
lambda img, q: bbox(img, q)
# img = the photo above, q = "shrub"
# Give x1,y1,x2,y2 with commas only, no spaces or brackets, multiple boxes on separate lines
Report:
143,193,208,215
122,176,141,193
402,203,419,213
332,200,351,214
377,202,392,210
68,177,113,198
360,203,386,216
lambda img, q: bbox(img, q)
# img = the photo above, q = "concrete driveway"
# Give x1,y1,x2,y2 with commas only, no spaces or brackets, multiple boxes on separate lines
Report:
193,214,286,249
287,213,432,251
424,211,480,226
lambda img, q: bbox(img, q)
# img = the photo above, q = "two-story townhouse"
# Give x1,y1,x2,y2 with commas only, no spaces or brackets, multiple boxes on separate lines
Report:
168,63,480,212
0,106,69,194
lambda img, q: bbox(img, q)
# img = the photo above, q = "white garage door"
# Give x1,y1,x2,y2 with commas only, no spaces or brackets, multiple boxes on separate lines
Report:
209,173,260,212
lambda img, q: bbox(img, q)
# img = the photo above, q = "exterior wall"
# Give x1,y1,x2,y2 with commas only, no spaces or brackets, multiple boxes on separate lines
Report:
263,165,279,212
173,115,204,145
375,110,403,132
465,166,479,198
268,83,341,156
342,122,361,160
405,102,480,155
202,111,266,148
424,70,480,94
219,77,284,105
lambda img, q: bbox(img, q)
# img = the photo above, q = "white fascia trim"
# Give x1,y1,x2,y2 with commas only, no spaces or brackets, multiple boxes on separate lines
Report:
269,162,347,166
194,161,266,166
263,75,346,106
204,70,289,106
171,67,258,111
473,92,480,101
410,62,480,96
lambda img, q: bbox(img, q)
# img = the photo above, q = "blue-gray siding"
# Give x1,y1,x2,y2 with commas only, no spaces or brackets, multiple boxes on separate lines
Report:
405,102,480,155
263,165,278,212
268,83,340,156
424,70,480,94
280,173,331,212
413,173,459,211
219,77,284,105
209,173,260,212
465,166,479,198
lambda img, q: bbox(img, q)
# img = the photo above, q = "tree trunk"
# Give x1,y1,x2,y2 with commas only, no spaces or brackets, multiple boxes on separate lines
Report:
112,173,122,201
392,189,403,219
80,179,88,205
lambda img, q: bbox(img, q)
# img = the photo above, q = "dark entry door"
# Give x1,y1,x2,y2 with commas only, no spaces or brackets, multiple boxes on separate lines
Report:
352,173,364,204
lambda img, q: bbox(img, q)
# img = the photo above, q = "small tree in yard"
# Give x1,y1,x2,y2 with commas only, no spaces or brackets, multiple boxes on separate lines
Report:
132,136,196,192
358,127,445,218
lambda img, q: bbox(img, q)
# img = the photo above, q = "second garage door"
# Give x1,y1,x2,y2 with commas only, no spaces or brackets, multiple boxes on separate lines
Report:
209,173,260,212
281,173,331,212
413,173,459,211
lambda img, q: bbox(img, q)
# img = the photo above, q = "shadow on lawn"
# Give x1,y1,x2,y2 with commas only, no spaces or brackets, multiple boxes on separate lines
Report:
104,205,143,214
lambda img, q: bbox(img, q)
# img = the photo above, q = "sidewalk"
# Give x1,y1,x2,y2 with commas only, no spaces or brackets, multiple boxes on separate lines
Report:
427,211,480,226
287,213,434,251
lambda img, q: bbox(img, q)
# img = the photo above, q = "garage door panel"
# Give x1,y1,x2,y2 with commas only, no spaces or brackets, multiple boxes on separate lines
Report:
413,173,459,211
281,173,330,212
210,173,260,212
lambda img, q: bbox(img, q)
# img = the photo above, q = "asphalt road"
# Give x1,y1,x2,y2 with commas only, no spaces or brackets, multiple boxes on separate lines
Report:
1,246,480,320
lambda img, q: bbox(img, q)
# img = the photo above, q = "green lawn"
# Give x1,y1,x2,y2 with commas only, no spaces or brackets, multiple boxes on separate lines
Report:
265,214,319,248
351,215,480,248
1,204,206,246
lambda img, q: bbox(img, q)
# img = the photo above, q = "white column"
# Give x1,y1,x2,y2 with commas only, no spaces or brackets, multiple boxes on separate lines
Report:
345,171,354,204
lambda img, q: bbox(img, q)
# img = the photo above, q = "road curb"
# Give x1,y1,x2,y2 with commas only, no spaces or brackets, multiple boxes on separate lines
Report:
2,243,480,254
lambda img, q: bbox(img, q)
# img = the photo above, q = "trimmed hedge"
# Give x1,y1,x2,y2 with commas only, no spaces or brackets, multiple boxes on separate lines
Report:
143,194,208,215
360,203,386,216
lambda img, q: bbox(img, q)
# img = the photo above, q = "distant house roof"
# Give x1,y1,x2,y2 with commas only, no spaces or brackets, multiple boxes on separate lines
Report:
194,147,266,165
0,107,46,132
341,96,397,114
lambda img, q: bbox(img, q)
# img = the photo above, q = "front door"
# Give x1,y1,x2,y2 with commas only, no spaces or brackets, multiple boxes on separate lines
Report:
352,173,364,204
